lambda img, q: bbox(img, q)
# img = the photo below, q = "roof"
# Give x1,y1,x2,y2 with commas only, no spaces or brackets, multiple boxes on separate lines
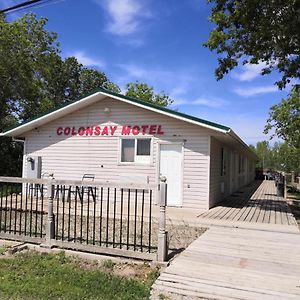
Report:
2,87,230,134
0,87,256,158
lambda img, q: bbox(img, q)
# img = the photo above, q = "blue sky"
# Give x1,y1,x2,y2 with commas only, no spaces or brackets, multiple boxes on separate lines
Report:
1,0,293,145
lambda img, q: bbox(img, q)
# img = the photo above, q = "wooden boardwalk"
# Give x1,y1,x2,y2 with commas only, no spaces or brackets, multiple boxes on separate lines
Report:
196,180,298,233
152,227,300,299
151,180,300,299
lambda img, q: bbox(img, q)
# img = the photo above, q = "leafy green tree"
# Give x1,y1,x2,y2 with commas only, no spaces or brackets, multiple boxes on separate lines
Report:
0,13,119,126
125,82,173,107
253,141,274,169
0,13,59,128
205,0,300,89
272,142,300,173
251,141,300,173
264,87,300,149
0,13,119,176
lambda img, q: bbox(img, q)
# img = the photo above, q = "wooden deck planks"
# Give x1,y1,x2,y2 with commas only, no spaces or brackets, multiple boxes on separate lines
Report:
151,181,300,299
152,227,300,300
195,180,298,232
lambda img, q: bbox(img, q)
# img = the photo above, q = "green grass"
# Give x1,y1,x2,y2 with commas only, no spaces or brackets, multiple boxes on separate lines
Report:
101,259,115,270
0,185,21,198
0,251,154,300
0,246,8,255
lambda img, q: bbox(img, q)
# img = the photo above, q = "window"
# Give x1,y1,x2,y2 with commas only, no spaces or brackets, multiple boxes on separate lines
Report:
120,138,152,164
121,139,135,162
221,147,226,176
238,155,245,174
137,139,151,155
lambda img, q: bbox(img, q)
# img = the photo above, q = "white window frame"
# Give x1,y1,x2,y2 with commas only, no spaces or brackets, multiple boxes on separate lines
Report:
118,137,153,165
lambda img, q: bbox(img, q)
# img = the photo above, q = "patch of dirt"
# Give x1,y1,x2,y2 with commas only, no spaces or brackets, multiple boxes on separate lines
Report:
287,192,300,230
166,221,206,250
70,255,159,282
113,262,156,282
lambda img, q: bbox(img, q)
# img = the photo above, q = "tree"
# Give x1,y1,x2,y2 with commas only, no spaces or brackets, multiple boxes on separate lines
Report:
264,87,300,149
0,13,120,127
205,1,300,89
42,57,119,111
272,142,300,173
125,82,173,107
0,13,119,176
0,13,58,129
254,141,274,170
250,141,300,173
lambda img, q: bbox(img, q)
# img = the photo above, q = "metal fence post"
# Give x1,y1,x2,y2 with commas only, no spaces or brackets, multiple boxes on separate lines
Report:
157,176,168,262
46,179,55,246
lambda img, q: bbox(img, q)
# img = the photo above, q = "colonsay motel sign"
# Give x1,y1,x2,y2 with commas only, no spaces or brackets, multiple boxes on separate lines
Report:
56,124,164,136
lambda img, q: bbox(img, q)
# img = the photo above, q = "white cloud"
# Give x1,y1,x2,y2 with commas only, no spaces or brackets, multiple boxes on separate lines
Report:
71,51,106,69
100,0,150,36
173,97,228,108
232,61,268,82
118,64,147,77
169,86,187,98
117,63,195,85
234,85,278,97
192,97,228,108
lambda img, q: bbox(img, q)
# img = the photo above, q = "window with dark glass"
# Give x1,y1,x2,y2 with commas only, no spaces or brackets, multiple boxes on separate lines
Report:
221,147,226,176
137,139,151,155
121,139,135,162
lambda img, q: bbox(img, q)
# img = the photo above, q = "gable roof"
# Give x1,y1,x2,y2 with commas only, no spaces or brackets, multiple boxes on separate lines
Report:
1,87,230,136
0,87,256,158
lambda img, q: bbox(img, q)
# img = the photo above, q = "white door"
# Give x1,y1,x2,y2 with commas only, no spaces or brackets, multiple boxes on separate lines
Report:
159,143,182,206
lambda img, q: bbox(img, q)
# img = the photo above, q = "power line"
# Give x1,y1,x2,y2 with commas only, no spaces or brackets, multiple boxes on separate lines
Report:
0,0,44,13
0,0,64,14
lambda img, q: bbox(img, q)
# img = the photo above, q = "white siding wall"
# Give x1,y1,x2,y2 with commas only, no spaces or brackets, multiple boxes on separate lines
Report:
23,97,211,210
209,137,256,208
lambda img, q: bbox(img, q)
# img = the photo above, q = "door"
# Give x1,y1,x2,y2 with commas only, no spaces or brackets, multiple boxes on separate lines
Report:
159,143,182,206
229,151,235,194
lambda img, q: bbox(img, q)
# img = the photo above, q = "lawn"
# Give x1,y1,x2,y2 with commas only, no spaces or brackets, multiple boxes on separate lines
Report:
0,251,159,300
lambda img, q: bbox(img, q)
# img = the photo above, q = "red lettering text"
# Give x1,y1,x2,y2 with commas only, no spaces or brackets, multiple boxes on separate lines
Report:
85,126,93,135
157,125,164,135
64,127,71,135
71,127,77,135
57,127,63,135
94,126,101,136
141,125,148,135
78,127,85,136
101,126,108,135
122,126,131,135
56,124,164,136
110,125,117,135
149,125,157,134
132,125,140,135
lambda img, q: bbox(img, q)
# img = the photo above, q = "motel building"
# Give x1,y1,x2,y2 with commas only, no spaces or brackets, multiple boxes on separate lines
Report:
0,88,257,210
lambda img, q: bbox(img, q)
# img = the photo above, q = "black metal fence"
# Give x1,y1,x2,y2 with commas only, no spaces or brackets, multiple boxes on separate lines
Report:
0,182,46,240
52,184,155,253
0,177,166,260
